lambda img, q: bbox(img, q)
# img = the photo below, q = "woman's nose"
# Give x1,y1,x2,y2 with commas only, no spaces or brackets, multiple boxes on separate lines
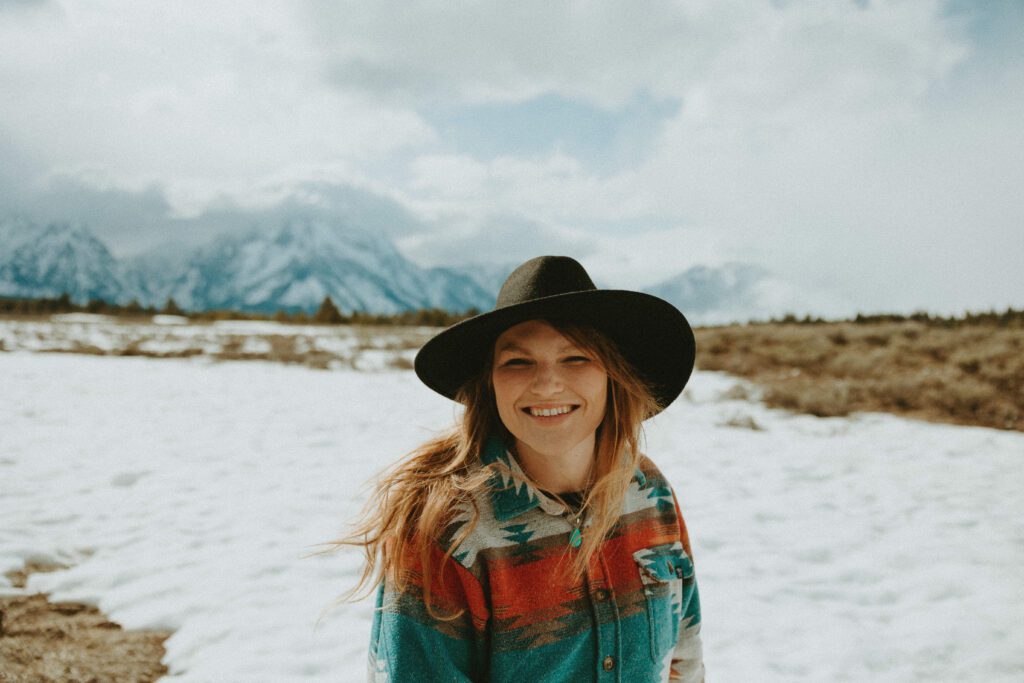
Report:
530,361,563,394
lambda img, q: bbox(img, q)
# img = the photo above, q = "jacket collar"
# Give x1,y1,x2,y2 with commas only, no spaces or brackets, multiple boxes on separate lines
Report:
481,435,648,522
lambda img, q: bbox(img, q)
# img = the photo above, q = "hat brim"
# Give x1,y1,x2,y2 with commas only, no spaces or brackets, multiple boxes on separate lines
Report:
413,289,695,414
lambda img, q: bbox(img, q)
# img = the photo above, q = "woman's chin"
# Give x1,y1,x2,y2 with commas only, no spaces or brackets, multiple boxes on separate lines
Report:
512,433,595,462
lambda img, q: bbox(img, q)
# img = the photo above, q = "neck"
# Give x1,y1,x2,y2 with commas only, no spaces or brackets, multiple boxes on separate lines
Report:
513,434,596,494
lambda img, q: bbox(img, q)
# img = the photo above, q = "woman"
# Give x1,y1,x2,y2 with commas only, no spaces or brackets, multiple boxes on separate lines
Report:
342,255,704,682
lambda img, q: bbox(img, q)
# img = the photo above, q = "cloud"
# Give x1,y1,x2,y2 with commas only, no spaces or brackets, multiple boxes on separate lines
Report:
308,0,717,108
0,133,40,203
420,92,679,171
307,1,965,113
2,164,437,257
377,1,1022,314
0,0,51,10
0,0,436,213
396,212,590,269
0,0,1020,316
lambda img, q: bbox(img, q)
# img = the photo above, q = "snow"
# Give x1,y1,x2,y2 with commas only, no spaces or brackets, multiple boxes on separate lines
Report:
2,347,1023,681
152,315,190,326
279,277,328,308
50,313,119,324
155,218,491,314
211,320,290,333
0,318,435,369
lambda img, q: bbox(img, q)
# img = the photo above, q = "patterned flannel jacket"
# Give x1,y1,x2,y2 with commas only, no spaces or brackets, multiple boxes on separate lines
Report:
368,436,704,682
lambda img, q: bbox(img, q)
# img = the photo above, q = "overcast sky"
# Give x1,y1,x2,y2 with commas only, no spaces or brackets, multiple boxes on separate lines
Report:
1,0,1021,316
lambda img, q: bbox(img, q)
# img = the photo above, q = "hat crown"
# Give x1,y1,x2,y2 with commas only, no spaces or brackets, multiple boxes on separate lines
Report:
496,256,596,309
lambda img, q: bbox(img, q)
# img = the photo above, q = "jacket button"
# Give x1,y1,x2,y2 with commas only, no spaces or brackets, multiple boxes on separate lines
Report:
594,589,609,602
603,655,615,671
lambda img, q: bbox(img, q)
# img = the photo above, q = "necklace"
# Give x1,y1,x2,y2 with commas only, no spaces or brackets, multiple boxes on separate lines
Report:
556,489,588,549
566,471,594,549
514,445,592,549
568,510,584,549
538,488,587,548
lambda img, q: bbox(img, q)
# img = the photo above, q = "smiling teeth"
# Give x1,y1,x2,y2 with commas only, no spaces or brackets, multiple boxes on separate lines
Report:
529,406,573,417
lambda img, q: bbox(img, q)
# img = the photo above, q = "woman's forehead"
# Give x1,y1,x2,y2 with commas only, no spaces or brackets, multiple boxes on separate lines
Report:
494,319,582,352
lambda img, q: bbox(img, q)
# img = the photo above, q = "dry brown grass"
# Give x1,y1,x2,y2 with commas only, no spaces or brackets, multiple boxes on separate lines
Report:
695,321,1024,431
9,322,434,371
211,334,337,369
1,561,170,683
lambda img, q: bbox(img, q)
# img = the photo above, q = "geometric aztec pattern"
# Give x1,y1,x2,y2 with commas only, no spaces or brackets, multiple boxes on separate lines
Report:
368,435,704,682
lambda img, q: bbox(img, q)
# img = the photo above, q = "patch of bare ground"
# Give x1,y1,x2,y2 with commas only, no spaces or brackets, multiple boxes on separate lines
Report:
695,320,1024,431
212,334,339,368
0,562,170,683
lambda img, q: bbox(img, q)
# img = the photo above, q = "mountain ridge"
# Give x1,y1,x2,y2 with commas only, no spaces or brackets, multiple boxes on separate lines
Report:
0,215,803,321
1,216,499,314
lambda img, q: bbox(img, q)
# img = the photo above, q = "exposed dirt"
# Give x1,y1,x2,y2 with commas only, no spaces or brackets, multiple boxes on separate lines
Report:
0,562,171,683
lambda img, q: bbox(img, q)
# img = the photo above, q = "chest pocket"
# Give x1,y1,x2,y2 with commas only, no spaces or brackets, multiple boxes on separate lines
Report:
633,542,693,662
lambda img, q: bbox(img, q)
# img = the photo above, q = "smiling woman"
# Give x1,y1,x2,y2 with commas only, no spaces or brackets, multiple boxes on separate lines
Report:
492,320,609,494
333,256,704,682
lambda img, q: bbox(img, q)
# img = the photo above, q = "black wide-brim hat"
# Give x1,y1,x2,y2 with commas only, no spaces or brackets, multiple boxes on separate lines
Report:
414,256,696,415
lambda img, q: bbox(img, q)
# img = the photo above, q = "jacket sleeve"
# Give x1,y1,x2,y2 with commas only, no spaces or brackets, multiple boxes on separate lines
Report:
368,537,490,682
669,490,705,683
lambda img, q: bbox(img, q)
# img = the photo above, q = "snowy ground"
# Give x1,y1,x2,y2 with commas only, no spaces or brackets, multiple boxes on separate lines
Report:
0,314,435,371
2,344,1023,681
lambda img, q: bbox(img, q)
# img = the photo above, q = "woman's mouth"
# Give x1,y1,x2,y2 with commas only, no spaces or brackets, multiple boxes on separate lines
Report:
522,405,579,418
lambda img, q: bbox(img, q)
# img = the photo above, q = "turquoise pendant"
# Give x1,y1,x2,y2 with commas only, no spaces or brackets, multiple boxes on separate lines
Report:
569,528,582,548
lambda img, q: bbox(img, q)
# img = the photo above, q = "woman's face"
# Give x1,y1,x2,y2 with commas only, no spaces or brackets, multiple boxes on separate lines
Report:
491,320,608,462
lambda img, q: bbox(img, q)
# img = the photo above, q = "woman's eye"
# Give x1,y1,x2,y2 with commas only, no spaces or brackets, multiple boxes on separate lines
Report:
564,356,591,364
502,358,531,367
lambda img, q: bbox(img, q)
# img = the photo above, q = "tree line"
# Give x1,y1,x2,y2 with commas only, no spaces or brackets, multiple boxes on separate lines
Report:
2,291,1020,329
0,292,480,327
761,308,1024,329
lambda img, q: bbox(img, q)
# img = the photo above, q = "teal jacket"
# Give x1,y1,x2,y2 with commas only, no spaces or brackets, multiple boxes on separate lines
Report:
368,437,704,682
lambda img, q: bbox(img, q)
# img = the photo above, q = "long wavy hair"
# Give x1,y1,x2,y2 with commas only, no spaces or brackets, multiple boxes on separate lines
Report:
330,319,662,618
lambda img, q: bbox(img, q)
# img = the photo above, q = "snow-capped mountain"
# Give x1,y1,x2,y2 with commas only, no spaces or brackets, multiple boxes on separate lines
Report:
453,261,517,303
1,215,834,320
121,239,196,306
644,262,847,325
156,219,494,313
0,217,141,304
0,216,495,313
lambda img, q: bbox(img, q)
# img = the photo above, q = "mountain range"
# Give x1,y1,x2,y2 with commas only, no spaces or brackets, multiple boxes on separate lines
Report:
0,215,801,323
0,216,500,314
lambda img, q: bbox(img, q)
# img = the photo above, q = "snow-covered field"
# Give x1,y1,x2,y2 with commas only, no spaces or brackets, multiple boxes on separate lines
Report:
2,328,1023,681
0,314,435,371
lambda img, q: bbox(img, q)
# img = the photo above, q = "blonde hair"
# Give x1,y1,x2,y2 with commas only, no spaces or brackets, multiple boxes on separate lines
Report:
330,320,661,618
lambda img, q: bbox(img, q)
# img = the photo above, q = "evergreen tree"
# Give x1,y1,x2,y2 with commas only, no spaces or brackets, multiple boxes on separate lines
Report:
162,297,184,316
85,297,108,313
125,299,143,316
56,292,73,312
314,295,344,324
